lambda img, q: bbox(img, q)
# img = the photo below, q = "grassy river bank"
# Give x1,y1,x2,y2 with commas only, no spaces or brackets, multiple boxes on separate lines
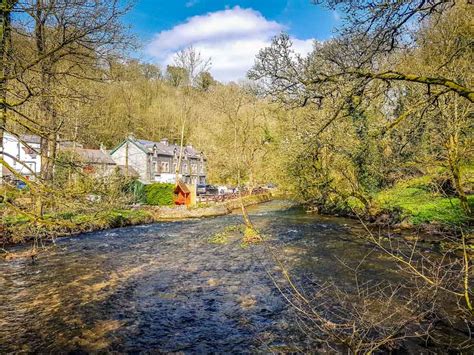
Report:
0,193,273,250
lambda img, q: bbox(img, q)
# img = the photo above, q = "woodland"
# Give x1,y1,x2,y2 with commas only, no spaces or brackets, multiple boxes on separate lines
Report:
0,1,472,226
0,0,472,352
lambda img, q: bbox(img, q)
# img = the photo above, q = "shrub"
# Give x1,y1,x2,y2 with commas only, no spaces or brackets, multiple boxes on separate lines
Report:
124,179,147,203
144,183,175,206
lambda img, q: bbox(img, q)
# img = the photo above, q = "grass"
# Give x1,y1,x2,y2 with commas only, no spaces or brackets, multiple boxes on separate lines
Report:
1,192,273,246
208,224,244,244
1,207,155,245
374,177,473,225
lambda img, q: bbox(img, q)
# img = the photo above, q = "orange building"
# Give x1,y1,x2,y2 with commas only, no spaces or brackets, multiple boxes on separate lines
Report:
174,180,191,206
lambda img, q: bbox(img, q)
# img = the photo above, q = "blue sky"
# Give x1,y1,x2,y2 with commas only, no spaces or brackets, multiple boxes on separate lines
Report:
124,1,339,81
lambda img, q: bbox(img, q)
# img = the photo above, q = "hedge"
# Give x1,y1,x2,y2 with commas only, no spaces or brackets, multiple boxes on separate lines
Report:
144,183,175,206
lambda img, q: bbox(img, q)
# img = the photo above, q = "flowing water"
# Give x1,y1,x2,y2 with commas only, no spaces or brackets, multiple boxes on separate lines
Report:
0,200,446,352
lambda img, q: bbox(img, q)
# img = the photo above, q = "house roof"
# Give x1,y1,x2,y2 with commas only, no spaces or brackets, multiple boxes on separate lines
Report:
109,136,206,160
174,179,191,194
136,139,176,156
2,165,12,176
136,139,203,159
4,132,41,144
20,134,41,144
64,148,116,165
109,138,149,156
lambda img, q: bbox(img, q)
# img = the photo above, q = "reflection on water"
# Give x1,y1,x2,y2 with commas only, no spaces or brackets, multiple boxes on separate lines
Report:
0,200,403,352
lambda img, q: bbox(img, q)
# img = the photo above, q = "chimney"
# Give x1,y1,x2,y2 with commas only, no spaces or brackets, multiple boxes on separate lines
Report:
160,138,169,146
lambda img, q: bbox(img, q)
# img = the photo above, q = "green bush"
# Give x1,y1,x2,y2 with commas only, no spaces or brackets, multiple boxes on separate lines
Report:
144,183,175,206
124,179,147,203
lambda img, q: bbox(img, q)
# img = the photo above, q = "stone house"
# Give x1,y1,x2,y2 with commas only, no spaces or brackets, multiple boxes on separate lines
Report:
109,136,206,185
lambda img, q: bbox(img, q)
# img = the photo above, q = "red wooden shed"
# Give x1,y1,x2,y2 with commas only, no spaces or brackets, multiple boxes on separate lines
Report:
174,180,191,206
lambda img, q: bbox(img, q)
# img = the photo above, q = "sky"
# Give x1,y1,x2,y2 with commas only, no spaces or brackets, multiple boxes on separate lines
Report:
123,0,340,82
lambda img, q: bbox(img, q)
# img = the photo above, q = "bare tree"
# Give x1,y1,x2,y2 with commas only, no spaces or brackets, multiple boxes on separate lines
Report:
0,0,131,219
14,0,131,182
210,84,267,242
0,0,17,178
171,46,211,183
174,45,211,87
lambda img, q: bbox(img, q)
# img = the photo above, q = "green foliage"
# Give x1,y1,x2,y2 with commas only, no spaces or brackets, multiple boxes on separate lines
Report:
124,179,147,203
0,185,27,206
346,196,366,213
375,178,474,225
144,183,175,206
53,151,79,186
2,214,31,226
242,226,263,246
244,226,259,239
166,65,188,87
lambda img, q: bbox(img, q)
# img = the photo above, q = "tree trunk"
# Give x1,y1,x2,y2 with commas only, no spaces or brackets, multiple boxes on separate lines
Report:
446,98,470,216
0,0,14,180
35,0,57,182
175,116,186,183
447,134,470,215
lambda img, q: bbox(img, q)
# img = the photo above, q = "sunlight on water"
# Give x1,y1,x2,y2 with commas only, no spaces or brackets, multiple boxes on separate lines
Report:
0,200,409,352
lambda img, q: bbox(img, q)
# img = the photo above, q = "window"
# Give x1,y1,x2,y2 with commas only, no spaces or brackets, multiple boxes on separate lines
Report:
161,161,170,173
22,146,36,158
191,163,197,174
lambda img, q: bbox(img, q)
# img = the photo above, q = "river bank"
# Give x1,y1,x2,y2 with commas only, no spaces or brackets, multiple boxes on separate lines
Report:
296,169,473,236
0,193,273,250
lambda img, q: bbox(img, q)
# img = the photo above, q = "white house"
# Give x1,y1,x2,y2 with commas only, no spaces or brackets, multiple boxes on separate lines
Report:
1,132,41,181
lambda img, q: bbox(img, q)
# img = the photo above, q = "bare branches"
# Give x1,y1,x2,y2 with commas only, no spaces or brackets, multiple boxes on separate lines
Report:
350,70,474,103
265,219,473,352
313,0,455,53
173,46,212,88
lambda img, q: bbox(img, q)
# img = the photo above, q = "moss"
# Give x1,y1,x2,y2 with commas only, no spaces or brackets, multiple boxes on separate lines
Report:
242,226,263,245
375,179,473,225
1,194,273,246
208,231,229,244
346,196,366,213
208,224,245,244
2,214,31,226
100,209,153,227
1,208,155,246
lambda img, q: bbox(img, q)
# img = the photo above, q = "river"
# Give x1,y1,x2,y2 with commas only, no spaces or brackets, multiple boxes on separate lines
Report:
0,200,461,352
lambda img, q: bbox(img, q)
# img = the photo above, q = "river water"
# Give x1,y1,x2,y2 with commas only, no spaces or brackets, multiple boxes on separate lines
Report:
0,200,452,352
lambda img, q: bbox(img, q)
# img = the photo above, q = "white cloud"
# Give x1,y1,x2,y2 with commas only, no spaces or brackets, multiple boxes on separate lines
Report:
146,6,315,82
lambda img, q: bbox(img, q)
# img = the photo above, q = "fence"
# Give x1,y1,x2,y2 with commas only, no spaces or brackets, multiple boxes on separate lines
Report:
197,187,268,204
